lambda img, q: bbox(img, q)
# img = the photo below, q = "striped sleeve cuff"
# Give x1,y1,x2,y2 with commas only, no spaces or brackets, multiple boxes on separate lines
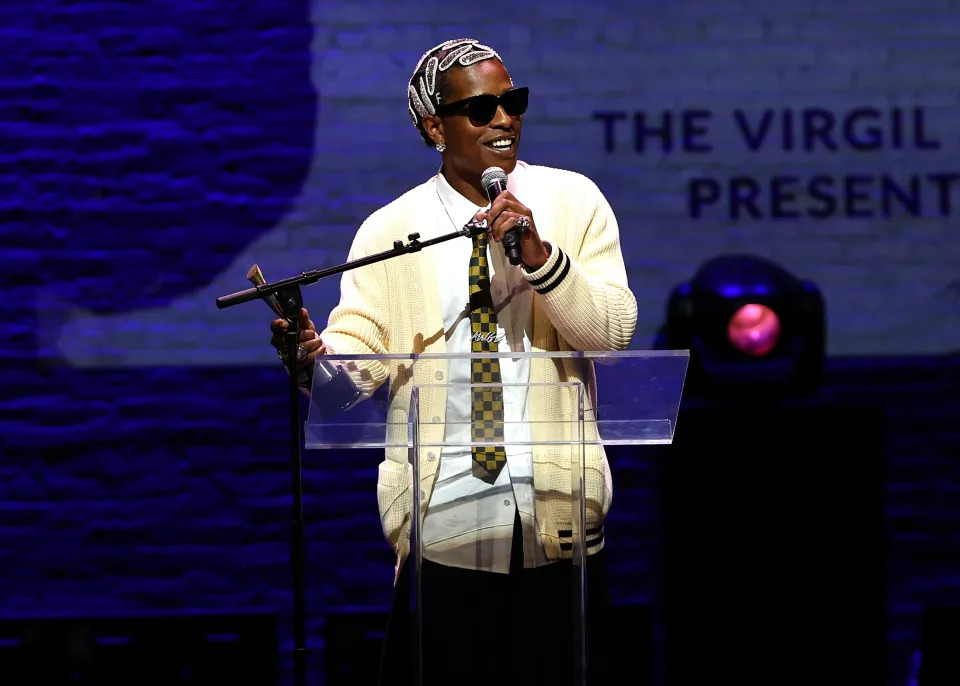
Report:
557,524,605,553
523,243,570,294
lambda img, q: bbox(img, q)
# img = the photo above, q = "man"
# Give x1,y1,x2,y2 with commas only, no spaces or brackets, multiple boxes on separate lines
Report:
271,38,637,685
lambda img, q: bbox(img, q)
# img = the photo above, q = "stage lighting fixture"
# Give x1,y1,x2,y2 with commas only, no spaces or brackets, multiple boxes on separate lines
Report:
654,253,825,397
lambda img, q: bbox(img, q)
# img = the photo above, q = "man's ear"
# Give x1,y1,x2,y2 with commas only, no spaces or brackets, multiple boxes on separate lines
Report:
423,114,443,146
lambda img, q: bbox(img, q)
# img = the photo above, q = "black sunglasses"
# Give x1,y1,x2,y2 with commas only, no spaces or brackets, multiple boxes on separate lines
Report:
435,87,529,125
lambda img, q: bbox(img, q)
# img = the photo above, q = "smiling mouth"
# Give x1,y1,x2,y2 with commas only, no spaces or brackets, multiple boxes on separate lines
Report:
484,137,516,152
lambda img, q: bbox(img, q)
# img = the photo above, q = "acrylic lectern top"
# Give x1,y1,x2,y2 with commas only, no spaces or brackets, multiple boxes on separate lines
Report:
303,349,688,450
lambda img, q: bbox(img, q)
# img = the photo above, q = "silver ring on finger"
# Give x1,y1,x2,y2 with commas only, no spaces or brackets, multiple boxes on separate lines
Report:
297,344,307,362
515,215,531,230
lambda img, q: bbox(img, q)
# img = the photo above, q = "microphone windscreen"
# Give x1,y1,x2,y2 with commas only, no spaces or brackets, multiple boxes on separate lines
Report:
480,166,508,200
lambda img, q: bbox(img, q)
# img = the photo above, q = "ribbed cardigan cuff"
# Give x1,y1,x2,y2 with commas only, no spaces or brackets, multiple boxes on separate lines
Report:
522,243,570,294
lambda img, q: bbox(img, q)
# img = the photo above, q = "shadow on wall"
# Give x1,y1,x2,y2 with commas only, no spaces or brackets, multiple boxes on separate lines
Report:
2,0,315,364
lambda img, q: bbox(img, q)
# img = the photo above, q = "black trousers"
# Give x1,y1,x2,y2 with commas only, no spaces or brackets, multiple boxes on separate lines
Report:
377,510,612,686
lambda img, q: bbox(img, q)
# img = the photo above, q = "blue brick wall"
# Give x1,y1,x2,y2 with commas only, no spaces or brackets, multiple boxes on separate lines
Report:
12,0,957,368
2,1,960,685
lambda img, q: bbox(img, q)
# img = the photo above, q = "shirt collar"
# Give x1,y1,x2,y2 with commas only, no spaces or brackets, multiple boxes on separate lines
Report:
435,170,486,228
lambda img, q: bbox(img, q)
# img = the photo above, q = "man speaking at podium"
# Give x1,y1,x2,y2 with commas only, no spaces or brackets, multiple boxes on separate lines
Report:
270,38,637,685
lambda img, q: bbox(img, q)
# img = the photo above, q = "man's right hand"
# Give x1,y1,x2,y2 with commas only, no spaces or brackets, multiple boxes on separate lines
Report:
270,307,326,365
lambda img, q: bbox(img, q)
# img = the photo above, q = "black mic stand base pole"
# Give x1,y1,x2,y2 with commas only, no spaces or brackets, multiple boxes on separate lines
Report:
278,285,308,686
213,223,490,686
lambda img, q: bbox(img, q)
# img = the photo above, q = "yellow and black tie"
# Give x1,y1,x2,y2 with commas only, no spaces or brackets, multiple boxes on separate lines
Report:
468,229,507,484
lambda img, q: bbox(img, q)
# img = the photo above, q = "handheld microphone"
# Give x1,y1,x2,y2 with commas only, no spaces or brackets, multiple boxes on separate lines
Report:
480,166,523,266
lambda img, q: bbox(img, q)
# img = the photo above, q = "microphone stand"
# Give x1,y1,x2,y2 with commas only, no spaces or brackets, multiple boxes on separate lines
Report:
215,220,487,686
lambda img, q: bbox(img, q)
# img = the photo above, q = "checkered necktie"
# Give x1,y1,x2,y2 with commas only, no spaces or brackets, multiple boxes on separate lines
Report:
469,230,507,484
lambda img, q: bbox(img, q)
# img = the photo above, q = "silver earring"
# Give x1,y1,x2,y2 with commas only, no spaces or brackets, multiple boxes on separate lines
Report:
435,141,446,152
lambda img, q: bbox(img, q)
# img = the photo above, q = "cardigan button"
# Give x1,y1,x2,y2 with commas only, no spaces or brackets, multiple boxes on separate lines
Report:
431,416,441,423
434,371,444,380
427,451,437,461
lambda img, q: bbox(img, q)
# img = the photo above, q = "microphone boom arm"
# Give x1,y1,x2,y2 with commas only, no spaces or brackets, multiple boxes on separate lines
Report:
215,220,486,310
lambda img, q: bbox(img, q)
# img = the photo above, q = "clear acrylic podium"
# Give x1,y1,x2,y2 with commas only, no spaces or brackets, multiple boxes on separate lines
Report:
305,350,688,686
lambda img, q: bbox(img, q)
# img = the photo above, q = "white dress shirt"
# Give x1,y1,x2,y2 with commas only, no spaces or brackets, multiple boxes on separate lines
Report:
420,167,552,573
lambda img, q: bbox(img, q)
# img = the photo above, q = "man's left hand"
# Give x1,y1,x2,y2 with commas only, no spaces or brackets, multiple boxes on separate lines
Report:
475,191,550,271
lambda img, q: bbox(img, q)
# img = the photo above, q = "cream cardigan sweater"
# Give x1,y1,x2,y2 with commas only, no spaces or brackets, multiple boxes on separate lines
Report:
320,162,637,572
